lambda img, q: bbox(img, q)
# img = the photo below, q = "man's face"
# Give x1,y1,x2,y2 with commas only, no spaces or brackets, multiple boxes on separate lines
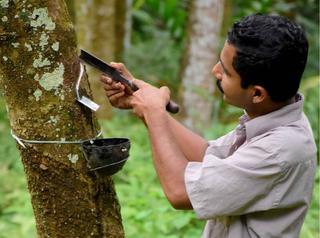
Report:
212,42,253,109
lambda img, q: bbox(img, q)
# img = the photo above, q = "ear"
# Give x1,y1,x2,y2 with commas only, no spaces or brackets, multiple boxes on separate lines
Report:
252,86,268,104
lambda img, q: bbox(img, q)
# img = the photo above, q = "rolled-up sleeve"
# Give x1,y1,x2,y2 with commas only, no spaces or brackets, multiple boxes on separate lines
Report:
185,139,284,220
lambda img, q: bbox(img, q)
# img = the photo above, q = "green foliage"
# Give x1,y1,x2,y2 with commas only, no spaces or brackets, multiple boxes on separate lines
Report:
301,166,320,238
132,0,189,42
300,76,320,155
124,29,182,93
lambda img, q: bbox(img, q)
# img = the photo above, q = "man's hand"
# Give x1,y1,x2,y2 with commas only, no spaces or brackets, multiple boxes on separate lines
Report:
131,79,170,119
100,62,134,109
100,62,170,118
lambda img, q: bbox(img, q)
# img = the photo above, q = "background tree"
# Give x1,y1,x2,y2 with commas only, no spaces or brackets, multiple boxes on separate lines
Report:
179,0,225,132
0,1,124,237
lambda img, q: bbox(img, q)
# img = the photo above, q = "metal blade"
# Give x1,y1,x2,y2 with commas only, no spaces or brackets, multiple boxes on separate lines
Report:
79,49,138,91
77,96,100,111
79,50,115,76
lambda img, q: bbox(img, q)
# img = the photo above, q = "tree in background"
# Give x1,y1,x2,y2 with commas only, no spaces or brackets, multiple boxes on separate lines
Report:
0,1,124,237
179,0,225,132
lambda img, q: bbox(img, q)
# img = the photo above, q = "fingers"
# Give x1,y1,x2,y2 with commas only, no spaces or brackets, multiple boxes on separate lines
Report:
100,69,133,109
160,86,170,95
160,86,170,103
100,75,114,85
101,75,125,90
104,87,123,97
110,62,125,71
110,62,134,80
108,90,125,102
132,78,149,88
101,74,126,106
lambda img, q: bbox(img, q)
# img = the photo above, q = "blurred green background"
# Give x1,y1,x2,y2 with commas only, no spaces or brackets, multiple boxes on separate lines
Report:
0,0,319,237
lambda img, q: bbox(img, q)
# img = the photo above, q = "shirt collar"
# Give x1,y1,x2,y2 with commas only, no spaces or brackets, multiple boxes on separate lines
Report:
241,93,304,141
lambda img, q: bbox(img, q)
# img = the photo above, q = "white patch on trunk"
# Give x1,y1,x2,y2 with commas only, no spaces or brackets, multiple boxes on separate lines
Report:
38,63,65,92
24,43,33,51
39,32,49,50
1,16,8,22
30,8,56,31
51,42,59,51
33,54,51,68
11,42,20,48
47,116,58,125
68,154,79,164
33,88,42,101
0,0,9,8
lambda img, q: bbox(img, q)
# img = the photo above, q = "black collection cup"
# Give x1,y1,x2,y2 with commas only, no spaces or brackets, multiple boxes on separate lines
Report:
82,138,130,175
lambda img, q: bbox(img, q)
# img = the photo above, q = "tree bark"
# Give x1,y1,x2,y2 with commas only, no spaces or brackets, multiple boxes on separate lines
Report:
0,1,124,237
179,0,224,133
65,0,75,24
74,0,131,119
115,0,132,61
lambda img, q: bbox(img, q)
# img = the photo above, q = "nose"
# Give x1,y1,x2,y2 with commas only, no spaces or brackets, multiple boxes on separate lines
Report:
212,62,222,80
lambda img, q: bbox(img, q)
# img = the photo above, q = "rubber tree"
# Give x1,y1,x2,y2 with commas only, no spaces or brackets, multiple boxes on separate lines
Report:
0,1,124,237
72,0,132,119
179,0,225,132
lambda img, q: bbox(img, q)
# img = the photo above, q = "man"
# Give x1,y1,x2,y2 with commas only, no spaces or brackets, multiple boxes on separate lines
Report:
100,14,316,238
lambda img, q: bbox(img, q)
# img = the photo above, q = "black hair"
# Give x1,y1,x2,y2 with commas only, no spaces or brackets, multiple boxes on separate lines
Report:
227,13,308,102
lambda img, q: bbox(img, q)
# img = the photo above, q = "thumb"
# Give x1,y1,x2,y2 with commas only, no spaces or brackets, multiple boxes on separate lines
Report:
159,86,170,102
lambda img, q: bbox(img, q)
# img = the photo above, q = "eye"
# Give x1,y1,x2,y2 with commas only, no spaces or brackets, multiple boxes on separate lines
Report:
218,61,225,73
221,67,228,76
219,59,231,76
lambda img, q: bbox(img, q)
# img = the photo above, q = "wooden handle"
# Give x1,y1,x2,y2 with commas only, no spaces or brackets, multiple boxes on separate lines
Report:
166,100,180,114
126,78,180,114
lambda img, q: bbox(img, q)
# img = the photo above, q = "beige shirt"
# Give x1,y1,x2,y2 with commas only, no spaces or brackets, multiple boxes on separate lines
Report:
185,94,317,238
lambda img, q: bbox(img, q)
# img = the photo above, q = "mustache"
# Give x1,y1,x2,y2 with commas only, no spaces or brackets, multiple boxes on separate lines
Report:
216,80,224,94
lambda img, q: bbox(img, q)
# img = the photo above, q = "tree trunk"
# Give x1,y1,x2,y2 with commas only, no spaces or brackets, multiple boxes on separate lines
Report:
0,1,124,237
74,0,131,119
179,0,224,132
65,0,75,24
115,0,132,61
